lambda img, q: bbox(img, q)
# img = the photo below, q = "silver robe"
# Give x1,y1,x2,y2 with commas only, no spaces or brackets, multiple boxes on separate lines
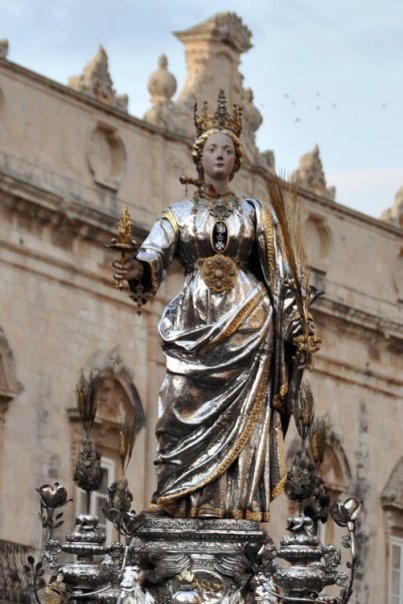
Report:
135,196,297,521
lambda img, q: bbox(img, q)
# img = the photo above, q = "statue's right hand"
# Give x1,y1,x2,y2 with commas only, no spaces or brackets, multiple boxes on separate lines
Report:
113,258,144,283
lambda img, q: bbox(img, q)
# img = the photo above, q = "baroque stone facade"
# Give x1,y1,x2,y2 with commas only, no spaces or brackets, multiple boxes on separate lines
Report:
0,12,402,604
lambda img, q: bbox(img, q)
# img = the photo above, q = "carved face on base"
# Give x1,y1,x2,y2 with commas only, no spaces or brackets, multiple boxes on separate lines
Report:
201,132,236,187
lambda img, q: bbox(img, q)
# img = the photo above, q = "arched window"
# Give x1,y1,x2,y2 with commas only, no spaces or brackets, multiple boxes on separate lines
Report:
68,350,145,543
0,328,23,463
382,456,403,603
0,328,23,404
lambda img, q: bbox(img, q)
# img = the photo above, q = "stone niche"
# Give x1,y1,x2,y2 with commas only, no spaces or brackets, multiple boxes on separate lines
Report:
381,186,403,229
0,328,23,404
392,250,403,302
0,86,4,132
303,212,333,291
86,122,126,191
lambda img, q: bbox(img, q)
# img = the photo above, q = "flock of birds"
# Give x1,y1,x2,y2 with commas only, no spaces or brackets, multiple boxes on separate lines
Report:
266,92,389,124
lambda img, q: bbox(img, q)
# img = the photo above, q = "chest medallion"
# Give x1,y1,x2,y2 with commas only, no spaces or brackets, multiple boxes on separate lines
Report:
211,220,229,253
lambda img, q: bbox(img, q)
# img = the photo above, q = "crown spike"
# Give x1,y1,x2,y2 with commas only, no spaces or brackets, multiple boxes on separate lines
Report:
194,89,242,139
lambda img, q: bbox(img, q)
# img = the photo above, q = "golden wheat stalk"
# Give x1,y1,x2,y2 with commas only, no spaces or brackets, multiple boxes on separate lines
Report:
266,175,308,332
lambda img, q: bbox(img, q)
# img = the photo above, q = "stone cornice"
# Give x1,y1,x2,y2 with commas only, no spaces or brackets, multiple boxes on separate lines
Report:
251,163,403,238
314,354,402,398
314,295,402,343
0,170,148,242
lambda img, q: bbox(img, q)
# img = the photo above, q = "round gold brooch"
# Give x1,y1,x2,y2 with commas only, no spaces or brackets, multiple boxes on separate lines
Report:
199,254,238,293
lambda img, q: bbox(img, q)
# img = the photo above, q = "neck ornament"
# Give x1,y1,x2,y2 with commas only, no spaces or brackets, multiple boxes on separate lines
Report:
195,188,239,220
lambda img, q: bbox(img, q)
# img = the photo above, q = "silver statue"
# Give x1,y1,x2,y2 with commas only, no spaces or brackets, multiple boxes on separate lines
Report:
115,90,318,522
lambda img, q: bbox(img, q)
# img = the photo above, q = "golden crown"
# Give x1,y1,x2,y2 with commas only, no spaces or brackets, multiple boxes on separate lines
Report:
194,89,242,138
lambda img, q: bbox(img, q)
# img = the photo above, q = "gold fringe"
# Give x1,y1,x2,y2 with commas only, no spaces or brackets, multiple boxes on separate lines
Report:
203,289,265,352
271,474,287,500
245,510,264,521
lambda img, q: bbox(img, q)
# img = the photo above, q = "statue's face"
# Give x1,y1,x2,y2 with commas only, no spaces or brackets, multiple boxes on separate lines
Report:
201,132,235,183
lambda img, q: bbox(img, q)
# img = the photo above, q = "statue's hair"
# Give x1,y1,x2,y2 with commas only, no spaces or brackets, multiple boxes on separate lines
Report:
192,128,243,181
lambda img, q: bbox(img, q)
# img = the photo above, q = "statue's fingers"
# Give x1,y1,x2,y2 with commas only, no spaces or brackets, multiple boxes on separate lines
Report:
113,271,126,281
112,259,125,271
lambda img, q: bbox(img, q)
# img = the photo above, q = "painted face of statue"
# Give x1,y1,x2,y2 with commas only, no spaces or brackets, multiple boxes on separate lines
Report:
201,131,236,186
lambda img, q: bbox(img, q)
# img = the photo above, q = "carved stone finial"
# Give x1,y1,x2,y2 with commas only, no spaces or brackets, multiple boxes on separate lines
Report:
173,12,252,111
292,145,336,200
380,186,403,229
164,11,264,163
175,12,252,53
0,39,9,59
144,55,186,134
68,45,128,112
147,54,177,105
240,86,264,162
242,88,262,135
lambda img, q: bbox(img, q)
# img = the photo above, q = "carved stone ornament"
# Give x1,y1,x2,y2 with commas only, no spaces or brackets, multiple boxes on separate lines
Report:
293,145,336,200
380,185,403,229
0,328,23,403
240,86,265,164
243,87,262,133
391,251,403,302
143,55,186,135
303,212,333,273
0,39,8,59
86,122,126,191
148,54,177,105
0,86,4,130
68,45,128,112
174,12,252,54
164,11,263,159
381,455,403,509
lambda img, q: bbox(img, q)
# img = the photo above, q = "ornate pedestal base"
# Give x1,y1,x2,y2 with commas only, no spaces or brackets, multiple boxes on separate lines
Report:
136,516,266,603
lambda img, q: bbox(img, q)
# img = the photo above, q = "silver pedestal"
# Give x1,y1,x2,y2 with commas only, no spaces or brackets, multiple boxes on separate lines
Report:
136,516,266,603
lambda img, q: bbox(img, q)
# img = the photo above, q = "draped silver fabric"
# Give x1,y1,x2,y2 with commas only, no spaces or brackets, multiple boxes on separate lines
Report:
135,197,297,521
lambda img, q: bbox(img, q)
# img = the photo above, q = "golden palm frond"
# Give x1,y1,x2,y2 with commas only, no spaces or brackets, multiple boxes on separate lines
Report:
308,416,330,466
119,420,137,475
75,373,98,439
294,380,315,441
287,178,309,288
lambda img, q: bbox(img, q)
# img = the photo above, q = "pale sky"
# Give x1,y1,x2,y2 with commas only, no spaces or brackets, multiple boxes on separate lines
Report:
1,0,403,219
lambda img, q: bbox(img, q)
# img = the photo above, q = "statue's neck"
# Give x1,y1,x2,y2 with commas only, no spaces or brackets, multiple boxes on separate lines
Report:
202,182,232,197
